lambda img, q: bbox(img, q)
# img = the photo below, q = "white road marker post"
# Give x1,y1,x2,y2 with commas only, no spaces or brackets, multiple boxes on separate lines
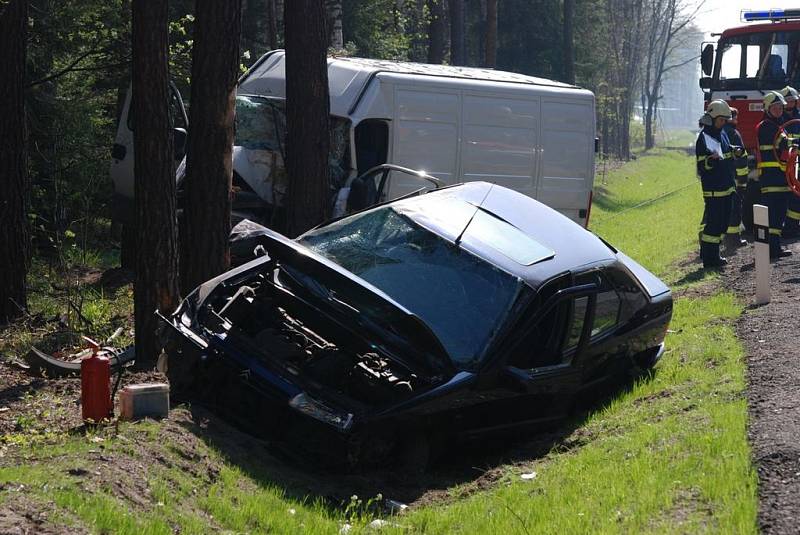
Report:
753,204,771,305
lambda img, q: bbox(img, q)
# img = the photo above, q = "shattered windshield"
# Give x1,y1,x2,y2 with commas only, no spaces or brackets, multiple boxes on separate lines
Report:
298,207,522,370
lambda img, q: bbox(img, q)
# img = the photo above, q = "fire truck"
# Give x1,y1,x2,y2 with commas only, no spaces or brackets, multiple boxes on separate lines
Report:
700,9,800,155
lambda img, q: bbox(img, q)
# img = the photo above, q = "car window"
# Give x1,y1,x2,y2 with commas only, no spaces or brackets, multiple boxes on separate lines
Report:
592,290,620,337
508,292,590,370
565,296,588,350
574,270,621,339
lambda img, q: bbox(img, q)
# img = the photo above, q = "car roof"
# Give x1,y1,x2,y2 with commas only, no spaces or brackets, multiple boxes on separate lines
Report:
389,182,617,289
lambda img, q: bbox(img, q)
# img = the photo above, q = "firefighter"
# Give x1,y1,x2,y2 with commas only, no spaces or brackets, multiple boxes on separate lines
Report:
722,107,748,250
696,100,736,268
781,86,800,237
755,91,793,259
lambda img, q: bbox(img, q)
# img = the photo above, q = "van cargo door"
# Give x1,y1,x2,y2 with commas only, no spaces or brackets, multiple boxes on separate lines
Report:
537,98,595,224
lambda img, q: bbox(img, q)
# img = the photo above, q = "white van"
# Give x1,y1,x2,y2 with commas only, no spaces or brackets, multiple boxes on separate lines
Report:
111,51,597,228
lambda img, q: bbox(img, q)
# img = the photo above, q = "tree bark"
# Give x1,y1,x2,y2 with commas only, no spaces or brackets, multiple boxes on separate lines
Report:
449,0,466,66
285,0,331,236
131,0,180,362
266,0,279,50
0,0,29,323
181,0,241,293
325,0,344,50
484,0,497,68
427,0,447,64
563,0,575,84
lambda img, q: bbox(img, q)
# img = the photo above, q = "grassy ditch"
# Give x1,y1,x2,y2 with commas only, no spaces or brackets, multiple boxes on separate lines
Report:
0,148,757,533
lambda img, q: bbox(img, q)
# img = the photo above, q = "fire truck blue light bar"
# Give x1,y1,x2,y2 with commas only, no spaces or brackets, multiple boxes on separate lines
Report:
742,9,800,22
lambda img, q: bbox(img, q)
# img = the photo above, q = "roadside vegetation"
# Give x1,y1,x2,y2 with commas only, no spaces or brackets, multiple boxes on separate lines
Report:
0,141,758,533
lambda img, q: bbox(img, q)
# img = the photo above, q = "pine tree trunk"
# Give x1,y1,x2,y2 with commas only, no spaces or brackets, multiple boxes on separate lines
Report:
0,0,29,323
427,0,447,64
484,0,497,68
266,0,279,49
563,0,575,84
181,0,241,293
449,0,466,66
325,0,344,50
131,0,180,362
285,0,331,236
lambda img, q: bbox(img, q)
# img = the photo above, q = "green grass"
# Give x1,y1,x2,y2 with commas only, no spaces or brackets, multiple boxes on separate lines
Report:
591,148,705,281
0,151,757,533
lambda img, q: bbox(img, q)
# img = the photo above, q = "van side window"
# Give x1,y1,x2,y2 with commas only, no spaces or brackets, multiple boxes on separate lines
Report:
355,120,389,174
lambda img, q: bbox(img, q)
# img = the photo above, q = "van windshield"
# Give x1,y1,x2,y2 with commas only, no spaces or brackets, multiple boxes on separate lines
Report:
234,95,351,191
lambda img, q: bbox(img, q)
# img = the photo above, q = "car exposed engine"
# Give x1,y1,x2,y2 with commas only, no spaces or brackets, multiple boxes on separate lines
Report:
196,276,423,408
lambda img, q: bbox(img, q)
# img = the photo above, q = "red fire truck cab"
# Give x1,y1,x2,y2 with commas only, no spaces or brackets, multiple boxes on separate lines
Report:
700,9,800,158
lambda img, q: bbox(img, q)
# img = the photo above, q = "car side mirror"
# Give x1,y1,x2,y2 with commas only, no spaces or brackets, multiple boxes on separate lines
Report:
699,77,712,90
173,127,188,161
701,43,714,76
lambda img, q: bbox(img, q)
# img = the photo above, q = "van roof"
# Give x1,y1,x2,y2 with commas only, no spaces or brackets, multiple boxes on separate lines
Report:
239,50,585,117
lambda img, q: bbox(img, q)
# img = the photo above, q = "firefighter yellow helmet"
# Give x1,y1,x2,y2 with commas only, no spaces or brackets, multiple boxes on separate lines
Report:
781,86,800,102
764,91,787,108
706,99,732,119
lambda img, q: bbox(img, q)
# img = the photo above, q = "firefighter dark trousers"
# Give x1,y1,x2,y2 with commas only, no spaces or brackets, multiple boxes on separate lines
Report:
700,193,732,261
761,189,789,256
785,194,800,233
727,187,744,236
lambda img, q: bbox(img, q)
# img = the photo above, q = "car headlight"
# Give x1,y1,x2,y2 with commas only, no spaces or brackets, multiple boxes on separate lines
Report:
288,392,354,431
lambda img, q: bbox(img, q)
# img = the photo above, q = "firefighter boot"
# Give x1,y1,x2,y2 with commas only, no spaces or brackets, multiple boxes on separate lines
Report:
702,242,727,269
769,236,793,260
724,233,747,254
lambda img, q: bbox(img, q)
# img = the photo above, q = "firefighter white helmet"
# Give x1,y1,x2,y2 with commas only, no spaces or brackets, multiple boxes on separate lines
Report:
706,99,732,119
781,86,800,102
764,91,787,108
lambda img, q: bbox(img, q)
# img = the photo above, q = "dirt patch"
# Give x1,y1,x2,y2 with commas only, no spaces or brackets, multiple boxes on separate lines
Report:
0,359,164,438
0,494,86,535
720,236,800,534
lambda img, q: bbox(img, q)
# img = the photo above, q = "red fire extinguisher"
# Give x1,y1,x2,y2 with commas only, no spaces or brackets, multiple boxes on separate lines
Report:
81,336,112,422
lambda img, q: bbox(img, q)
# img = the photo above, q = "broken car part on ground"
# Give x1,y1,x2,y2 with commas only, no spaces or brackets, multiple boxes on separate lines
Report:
159,181,673,467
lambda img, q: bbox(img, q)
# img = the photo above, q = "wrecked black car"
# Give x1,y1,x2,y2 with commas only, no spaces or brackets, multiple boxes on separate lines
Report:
159,182,672,466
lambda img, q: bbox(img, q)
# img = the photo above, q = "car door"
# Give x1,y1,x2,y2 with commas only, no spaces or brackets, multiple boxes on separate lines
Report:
571,269,627,389
452,283,596,439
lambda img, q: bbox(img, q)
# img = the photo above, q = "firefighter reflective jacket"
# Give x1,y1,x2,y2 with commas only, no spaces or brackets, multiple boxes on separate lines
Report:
722,124,748,183
696,125,735,193
782,108,800,141
756,113,790,189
